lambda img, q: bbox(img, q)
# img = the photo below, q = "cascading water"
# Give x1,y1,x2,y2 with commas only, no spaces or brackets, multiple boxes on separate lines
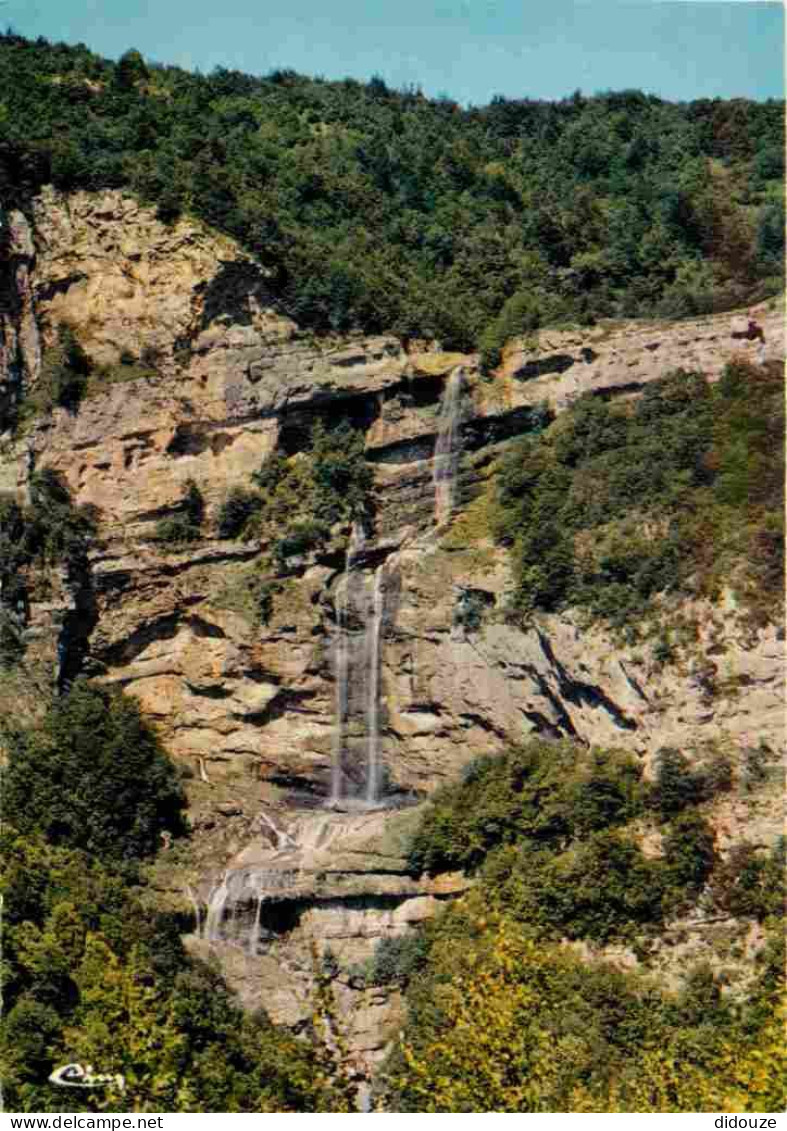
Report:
203,871,231,942
248,894,263,956
329,521,392,809
329,575,350,806
432,366,466,526
202,866,298,950
184,884,202,936
330,522,364,807
365,564,386,806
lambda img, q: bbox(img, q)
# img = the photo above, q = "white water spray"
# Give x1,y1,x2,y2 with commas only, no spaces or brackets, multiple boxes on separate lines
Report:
184,885,202,936
432,366,466,526
330,523,365,805
203,871,231,942
365,564,386,805
248,895,263,956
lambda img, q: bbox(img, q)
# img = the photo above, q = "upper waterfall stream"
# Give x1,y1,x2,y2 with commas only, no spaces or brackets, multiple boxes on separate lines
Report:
432,366,466,527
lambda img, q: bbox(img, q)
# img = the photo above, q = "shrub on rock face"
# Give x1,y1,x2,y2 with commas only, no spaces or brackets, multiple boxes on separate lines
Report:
154,479,205,546
662,811,717,901
650,747,702,817
216,487,262,539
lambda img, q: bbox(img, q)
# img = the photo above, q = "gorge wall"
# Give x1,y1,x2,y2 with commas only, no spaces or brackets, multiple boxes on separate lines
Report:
1,188,784,1082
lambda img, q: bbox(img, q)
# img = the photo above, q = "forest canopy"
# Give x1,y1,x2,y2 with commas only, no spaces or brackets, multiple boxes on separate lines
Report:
0,34,783,350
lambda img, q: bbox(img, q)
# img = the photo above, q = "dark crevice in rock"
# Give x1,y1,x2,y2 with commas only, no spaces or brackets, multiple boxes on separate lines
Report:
187,615,226,639
186,683,233,699
461,405,550,451
265,771,326,796
56,551,99,694
244,667,282,686
245,687,316,727
459,712,508,739
520,710,565,740
35,272,87,303
590,380,647,401
618,659,650,703
513,353,575,381
535,628,638,731
166,422,205,456
366,434,437,466
97,612,182,665
152,547,260,575
521,665,579,738
93,568,134,594
277,396,380,457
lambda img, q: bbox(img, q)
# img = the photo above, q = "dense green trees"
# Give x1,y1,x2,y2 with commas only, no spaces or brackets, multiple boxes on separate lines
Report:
385,733,786,1110
380,910,786,1112
492,359,784,633
2,680,187,860
0,34,782,351
0,683,351,1112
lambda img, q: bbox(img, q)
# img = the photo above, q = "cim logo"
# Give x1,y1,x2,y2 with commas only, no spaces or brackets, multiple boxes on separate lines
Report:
48,1064,125,1091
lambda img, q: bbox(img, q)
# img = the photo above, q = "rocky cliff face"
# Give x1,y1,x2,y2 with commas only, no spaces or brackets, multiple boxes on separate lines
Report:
1,188,784,1084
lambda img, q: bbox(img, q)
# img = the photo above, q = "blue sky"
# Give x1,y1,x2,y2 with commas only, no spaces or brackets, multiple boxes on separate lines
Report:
2,1,783,105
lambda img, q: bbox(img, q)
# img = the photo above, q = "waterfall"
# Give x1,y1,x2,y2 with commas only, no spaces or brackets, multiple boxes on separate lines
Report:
202,867,298,949
433,366,466,526
365,564,385,806
248,895,263,956
329,522,391,809
203,871,231,942
184,885,202,936
329,523,364,806
329,576,349,806
256,810,297,851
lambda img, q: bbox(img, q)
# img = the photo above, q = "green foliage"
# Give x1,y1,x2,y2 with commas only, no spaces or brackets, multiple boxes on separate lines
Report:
309,418,374,521
0,473,95,669
1,680,187,861
272,519,329,565
370,930,431,988
114,48,149,91
216,487,263,539
0,470,96,581
0,34,781,346
240,420,372,567
493,360,784,634
0,684,350,1113
651,747,703,816
154,478,205,546
387,719,786,1108
406,733,775,946
408,740,644,876
0,830,349,1112
662,811,717,900
711,839,787,922
16,327,92,425
381,911,786,1112
210,567,279,626
484,832,668,944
